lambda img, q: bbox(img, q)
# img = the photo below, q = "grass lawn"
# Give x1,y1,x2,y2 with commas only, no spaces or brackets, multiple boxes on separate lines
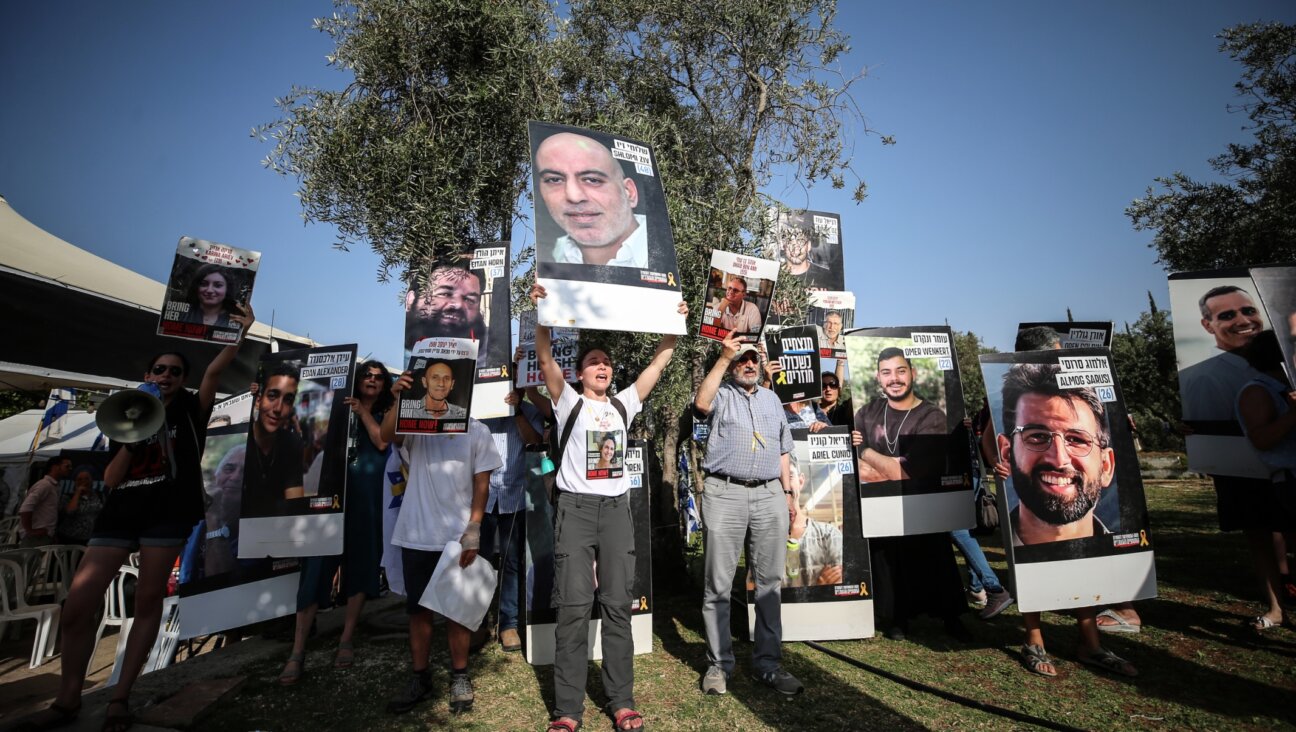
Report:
197,478,1296,731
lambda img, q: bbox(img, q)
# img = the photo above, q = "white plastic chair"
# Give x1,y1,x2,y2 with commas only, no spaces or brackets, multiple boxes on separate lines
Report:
0,557,61,668
107,594,180,687
89,564,137,676
0,516,20,545
26,544,84,604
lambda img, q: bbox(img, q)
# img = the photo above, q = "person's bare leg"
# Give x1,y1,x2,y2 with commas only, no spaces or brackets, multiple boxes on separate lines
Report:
409,609,434,671
1021,611,1055,675
1244,529,1283,623
281,604,317,679
447,619,469,670
111,545,183,701
54,546,131,708
1273,532,1290,577
340,592,365,645
1076,608,1102,654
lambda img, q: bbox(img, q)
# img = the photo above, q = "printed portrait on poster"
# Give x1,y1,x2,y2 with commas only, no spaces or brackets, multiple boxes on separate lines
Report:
398,338,478,435
699,250,778,342
158,236,259,344
1015,321,1113,350
763,208,845,291
1249,265,1296,386
809,291,855,359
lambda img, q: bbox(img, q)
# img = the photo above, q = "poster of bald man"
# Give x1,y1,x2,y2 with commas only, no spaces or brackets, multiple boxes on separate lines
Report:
809,291,855,359
1248,265,1296,385
528,122,685,335
397,338,478,435
1015,321,1113,350
1168,269,1277,478
979,349,1156,612
700,250,778,342
404,245,512,419
843,326,974,537
763,207,845,291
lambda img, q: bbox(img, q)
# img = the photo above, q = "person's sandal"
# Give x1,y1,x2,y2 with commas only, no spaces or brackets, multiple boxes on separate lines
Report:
1251,615,1285,632
279,653,306,685
1096,608,1141,634
1020,644,1058,677
101,699,133,732
612,708,645,731
13,701,80,731
334,642,355,669
1077,647,1138,677
547,718,582,732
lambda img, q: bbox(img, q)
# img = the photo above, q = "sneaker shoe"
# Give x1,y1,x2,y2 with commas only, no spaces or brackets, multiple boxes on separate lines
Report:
979,588,1015,620
499,627,522,653
449,673,474,714
752,667,804,696
966,589,988,608
386,672,433,714
701,665,729,695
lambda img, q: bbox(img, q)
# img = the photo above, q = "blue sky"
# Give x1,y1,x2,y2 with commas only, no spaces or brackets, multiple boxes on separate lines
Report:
3,1,1292,367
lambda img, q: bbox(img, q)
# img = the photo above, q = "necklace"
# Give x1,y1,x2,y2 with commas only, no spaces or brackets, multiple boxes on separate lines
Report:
882,402,915,455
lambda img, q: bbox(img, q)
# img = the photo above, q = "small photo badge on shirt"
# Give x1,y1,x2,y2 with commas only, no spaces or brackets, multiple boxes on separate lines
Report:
586,430,625,480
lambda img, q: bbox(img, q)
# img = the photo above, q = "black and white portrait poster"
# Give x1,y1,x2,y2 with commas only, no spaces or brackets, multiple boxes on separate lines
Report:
517,310,577,388
521,439,653,664
529,121,685,335
809,291,855,359
844,326,973,536
1168,269,1275,478
1015,321,1114,349
178,422,300,636
398,338,478,435
699,250,778,342
1248,265,1296,385
237,344,356,559
746,427,872,640
979,349,1156,612
763,207,845,291
765,325,823,404
157,236,259,344
404,245,512,419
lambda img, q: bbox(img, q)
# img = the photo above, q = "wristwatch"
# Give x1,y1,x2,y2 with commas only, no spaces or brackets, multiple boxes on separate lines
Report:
205,525,230,540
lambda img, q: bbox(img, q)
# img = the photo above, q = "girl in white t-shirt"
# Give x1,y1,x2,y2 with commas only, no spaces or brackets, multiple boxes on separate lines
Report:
531,284,686,732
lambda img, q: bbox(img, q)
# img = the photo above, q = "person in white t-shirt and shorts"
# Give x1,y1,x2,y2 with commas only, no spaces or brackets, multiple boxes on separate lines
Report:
379,373,503,716
531,284,687,732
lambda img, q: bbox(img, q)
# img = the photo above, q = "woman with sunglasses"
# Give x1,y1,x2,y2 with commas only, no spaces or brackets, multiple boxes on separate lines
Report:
21,305,254,732
279,361,393,683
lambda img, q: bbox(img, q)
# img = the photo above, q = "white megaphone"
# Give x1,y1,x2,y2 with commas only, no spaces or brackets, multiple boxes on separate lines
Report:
96,382,166,444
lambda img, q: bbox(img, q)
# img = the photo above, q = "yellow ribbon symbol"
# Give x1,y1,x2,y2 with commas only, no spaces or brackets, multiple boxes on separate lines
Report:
332,495,341,510
667,272,676,287
501,364,509,378
639,595,648,612
775,371,787,385
859,582,868,597
1139,530,1149,547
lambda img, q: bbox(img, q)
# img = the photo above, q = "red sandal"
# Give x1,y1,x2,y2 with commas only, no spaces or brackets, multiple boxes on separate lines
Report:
612,708,645,731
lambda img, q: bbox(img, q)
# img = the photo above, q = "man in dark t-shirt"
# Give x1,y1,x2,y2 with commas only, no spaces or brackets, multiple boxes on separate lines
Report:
854,348,947,483
241,368,305,518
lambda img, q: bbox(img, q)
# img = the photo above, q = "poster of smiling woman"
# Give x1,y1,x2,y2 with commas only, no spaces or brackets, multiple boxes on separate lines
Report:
529,122,685,335
979,349,1156,612
158,236,259,344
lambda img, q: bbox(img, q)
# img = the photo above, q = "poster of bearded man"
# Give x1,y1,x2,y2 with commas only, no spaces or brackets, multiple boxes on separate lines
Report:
979,349,1156,612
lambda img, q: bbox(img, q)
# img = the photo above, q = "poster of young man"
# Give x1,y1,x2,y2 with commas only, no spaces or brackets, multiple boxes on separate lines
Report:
237,344,357,559
397,338,478,435
528,121,686,335
517,310,576,388
520,439,653,665
763,207,845,291
809,291,855,359
744,427,873,641
844,326,974,536
178,422,300,636
403,245,512,419
1168,270,1276,478
765,325,823,404
699,250,778,342
1015,321,1114,349
978,349,1156,612
1248,265,1296,384
157,236,259,344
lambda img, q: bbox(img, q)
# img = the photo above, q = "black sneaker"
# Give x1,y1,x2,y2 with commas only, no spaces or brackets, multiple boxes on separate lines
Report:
386,672,433,714
751,667,804,696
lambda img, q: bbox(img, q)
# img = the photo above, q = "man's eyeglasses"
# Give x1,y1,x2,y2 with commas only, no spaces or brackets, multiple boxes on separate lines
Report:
150,364,184,377
1011,426,1107,457
1214,306,1258,322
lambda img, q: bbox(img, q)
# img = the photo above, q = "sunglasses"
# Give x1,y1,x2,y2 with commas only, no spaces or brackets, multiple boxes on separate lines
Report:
361,372,384,381
150,364,184,377
822,381,839,389
1214,306,1258,322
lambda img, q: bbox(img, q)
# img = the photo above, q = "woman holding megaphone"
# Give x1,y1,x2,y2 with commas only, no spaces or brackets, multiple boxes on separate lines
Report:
22,304,254,732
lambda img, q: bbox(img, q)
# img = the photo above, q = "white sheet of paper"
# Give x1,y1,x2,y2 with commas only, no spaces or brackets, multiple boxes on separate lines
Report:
417,539,498,631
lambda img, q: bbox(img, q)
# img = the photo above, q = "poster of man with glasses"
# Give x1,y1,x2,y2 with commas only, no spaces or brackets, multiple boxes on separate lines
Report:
978,349,1155,611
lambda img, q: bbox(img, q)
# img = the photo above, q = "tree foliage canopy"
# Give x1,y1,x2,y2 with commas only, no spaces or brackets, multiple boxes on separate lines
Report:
1110,293,1183,452
1127,22,1296,272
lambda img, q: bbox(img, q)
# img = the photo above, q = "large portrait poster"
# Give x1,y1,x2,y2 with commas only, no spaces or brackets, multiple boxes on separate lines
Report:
521,440,653,665
518,310,576,388
529,122,685,335
745,427,873,640
404,245,512,419
765,325,823,404
1015,322,1114,349
844,326,973,536
699,250,778,342
178,422,300,636
157,236,259,344
809,291,855,359
1249,265,1296,385
979,349,1156,612
397,338,477,435
1168,270,1275,478
237,344,356,559
763,207,845,291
